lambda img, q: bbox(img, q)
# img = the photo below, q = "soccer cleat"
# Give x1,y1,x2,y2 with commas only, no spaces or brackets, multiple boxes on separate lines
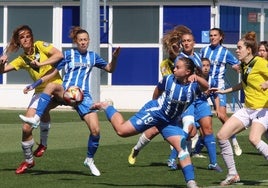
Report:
233,143,242,156
128,148,139,165
84,158,101,176
33,144,47,157
19,114,40,128
220,174,240,186
192,153,207,158
167,159,177,170
90,99,113,111
15,161,35,174
187,180,199,188
208,163,223,172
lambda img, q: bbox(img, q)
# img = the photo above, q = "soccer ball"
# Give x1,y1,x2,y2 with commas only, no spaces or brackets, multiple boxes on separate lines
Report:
63,86,84,106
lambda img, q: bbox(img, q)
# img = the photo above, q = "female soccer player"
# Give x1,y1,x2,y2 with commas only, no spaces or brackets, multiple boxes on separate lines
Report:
200,28,242,156
0,25,63,174
19,26,120,176
91,57,208,188
213,31,268,186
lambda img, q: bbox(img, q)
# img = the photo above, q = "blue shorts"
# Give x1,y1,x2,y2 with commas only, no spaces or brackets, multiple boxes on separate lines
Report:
129,105,186,139
74,95,95,118
194,100,212,121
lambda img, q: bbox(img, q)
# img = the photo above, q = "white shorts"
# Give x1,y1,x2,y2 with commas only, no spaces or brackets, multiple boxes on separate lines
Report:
27,93,41,109
233,107,268,130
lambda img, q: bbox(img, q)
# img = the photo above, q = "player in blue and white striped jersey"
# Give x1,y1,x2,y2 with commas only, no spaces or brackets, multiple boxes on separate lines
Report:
91,57,208,188
200,28,242,156
19,26,121,176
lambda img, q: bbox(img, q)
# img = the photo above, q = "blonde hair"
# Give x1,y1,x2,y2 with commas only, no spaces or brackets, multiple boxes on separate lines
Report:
162,25,192,56
5,25,33,55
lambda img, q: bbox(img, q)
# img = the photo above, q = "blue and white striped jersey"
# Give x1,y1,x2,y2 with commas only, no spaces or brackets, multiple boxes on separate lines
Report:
56,49,108,95
178,51,202,69
200,44,239,88
155,74,198,120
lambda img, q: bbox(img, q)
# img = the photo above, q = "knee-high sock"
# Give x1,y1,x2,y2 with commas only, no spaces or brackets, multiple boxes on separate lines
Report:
22,139,34,163
36,93,51,117
193,136,204,154
168,147,178,160
182,164,195,183
204,134,217,164
105,106,117,120
218,139,237,175
134,133,151,151
87,134,100,158
39,121,50,146
256,140,268,160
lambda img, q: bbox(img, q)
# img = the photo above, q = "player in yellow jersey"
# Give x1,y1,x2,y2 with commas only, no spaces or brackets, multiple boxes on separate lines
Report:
212,31,268,186
0,25,63,174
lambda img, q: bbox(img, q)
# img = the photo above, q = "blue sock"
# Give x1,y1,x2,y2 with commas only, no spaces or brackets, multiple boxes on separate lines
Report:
36,93,51,117
168,148,178,161
204,134,217,164
87,134,100,158
182,164,195,182
105,106,117,120
193,136,204,154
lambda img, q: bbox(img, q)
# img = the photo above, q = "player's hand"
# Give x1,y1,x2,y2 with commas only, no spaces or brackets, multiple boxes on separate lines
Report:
112,47,121,59
260,81,268,91
30,59,41,68
188,74,198,82
209,87,224,94
0,55,8,65
23,85,33,94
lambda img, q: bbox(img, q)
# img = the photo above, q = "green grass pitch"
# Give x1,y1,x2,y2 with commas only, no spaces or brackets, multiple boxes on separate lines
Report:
0,110,268,188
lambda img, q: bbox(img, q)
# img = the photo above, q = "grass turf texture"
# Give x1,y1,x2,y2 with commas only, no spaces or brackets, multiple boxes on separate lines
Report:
0,110,268,188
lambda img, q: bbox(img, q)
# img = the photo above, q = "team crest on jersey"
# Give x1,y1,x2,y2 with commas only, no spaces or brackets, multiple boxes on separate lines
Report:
43,42,50,47
136,119,143,125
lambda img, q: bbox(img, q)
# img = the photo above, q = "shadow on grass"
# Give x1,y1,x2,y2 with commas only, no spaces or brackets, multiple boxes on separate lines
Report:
92,182,184,187
1,168,89,176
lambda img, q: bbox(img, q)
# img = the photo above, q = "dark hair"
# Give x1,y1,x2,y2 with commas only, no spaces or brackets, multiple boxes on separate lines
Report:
210,28,224,45
69,26,89,43
241,31,257,55
258,40,268,51
201,57,210,63
178,57,196,74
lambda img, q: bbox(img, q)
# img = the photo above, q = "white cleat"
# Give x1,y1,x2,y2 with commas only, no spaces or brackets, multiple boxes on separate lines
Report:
19,114,40,128
84,158,101,176
233,143,242,156
187,180,199,188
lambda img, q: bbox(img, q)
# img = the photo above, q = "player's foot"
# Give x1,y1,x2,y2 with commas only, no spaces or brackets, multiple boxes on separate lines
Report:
15,161,35,174
84,158,101,176
167,159,177,170
186,180,199,188
128,148,139,165
90,99,114,111
233,143,242,156
33,144,47,157
19,114,40,128
220,174,240,186
208,163,223,172
192,153,207,158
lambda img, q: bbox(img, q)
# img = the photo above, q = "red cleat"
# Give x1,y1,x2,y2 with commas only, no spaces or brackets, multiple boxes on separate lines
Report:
15,161,35,174
33,144,47,157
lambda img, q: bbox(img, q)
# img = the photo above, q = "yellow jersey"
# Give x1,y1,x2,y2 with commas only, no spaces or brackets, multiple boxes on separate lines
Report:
10,41,62,93
241,56,268,109
160,58,174,76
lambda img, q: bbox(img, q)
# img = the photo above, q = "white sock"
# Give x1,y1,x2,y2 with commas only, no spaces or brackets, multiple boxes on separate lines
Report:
256,140,268,160
219,139,237,175
22,139,34,163
134,133,151,151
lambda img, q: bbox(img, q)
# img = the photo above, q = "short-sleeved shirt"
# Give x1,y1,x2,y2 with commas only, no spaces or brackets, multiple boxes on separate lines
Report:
241,56,268,109
10,40,62,93
200,44,239,88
